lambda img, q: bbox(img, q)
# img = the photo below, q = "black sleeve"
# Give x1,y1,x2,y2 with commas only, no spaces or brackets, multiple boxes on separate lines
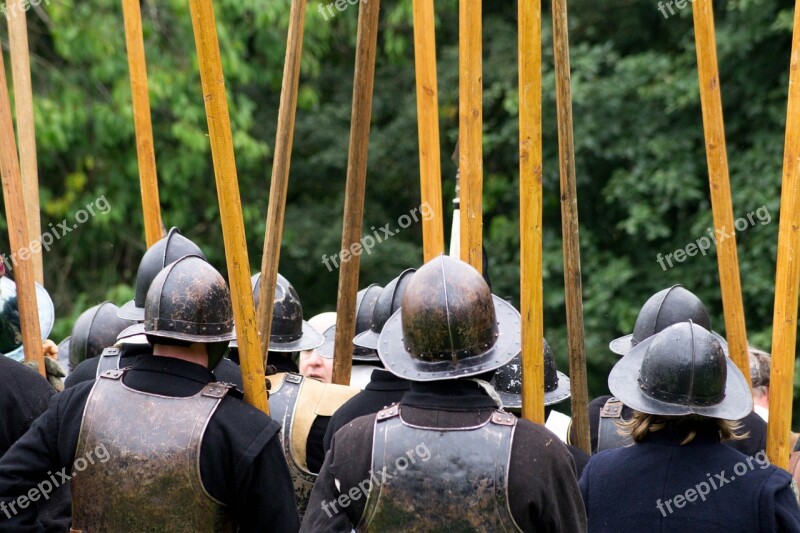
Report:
306,416,329,474
0,359,55,457
64,358,101,389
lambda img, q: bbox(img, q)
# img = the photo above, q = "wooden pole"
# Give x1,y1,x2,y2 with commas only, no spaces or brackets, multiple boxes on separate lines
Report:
412,0,445,262
0,49,44,376
519,0,545,425
188,0,268,414
256,0,307,366
766,0,800,470
691,0,751,385
122,0,163,247
331,0,381,386
8,9,42,284
458,0,482,272
552,0,589,453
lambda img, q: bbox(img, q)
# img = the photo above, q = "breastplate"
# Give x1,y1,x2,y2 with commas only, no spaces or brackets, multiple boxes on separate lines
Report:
71,369,234,532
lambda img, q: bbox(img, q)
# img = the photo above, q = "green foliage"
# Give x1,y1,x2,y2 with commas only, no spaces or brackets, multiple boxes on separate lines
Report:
1,0,798,422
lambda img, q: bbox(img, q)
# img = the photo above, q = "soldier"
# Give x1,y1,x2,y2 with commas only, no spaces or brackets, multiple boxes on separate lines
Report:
0,255,300,531
66,228,243,388
322,274,414,453
580,321,800,530
576,284,767,456
303,256,586,532
491,339,590,476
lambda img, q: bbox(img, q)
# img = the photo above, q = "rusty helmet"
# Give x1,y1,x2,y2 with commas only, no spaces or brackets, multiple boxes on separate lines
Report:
69,302,136,370
491,338,570,409
378,256,520,381
119,228,206,321
610,285,726,356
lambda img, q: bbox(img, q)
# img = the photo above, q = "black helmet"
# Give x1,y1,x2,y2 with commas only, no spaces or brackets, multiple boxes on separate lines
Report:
0,277,55,363
241,272,323,353
351,284,383,361
118,228,206,321
609,285,726,356
144,255,235,343
379,256,520,381
609,321,751,419
491,339,571,409
354,271,416,351
69,302,136,370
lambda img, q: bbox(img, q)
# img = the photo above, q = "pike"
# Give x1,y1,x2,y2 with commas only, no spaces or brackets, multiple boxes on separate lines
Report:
766,0,800,470
122,0,163,247
0,48,44,376
519,0,545,425
691,0,751,385
7,7,43,283
412,0,445,261
552,0,590,453
458,0,482,272
332,0,381,386
188,0,269,414
257,0,307,367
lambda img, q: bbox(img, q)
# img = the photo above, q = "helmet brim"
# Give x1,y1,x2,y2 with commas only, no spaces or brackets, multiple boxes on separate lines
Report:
2,279,55,363
608,334,752,420
378,295,521,382
57,336,72,374
117,299,145,322
229,320,323,352
610,331,728,357
353,328,380,351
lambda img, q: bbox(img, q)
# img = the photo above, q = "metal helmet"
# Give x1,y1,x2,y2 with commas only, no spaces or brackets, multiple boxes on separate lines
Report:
248,272,323,353
0,277,55,362
491,338,571,409
144,255,235,343
609,285,725,356
352,284,383,361
608,321,752,419
354,271,416,351
118,228,206,321
69,302,136,370
57,336,71,377
748,347,771,389
379,255,521,381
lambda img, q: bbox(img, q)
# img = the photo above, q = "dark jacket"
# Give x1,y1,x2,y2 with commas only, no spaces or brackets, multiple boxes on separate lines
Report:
579,427,800,532
323,369,411,453
302,380,586,532
0,354,299,532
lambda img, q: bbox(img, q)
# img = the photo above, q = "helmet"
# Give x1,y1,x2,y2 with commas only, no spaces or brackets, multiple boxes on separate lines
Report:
608,321,751,419
492,339,570,409
0,277,55,362
609,285,726,356
144,255,235,343
354,271,416,351
69,302,136,369
244,272,323,353
118,228,206,321
352,284,383,361
378,256,520,381
748,347,771,388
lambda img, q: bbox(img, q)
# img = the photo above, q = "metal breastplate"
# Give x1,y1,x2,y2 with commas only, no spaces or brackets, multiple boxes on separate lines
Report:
597,397,633,452
71,369,234,533
357,405,522,532
94,346,121,377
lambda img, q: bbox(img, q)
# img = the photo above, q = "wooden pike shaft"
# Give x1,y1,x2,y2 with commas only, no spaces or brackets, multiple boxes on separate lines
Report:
766,0,800,470
552,0,590,453
8,10,43,284
458,0,482,272
332,0,381,386
519,0,545,425
0,49,44,376
412,0,445,262
122,0,163,248
691,0,751,385
257,0,307,365
188,0,269,414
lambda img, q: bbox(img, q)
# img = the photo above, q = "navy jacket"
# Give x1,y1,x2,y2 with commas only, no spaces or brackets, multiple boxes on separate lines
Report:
580,427,800,532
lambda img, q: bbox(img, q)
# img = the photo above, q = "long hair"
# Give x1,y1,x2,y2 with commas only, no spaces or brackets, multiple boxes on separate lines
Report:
618,410,747,445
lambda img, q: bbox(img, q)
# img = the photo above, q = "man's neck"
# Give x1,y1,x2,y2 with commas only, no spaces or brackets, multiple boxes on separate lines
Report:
153,343,209,368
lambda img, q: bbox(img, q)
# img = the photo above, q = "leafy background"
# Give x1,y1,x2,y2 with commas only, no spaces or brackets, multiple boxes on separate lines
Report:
1,0,798,420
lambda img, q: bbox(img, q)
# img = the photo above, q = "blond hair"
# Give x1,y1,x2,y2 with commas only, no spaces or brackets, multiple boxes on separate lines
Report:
618,410,747,445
